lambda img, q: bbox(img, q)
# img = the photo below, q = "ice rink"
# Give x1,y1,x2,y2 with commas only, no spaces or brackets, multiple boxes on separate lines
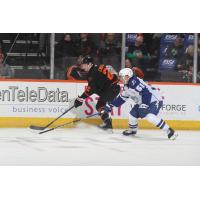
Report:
0,123,200,165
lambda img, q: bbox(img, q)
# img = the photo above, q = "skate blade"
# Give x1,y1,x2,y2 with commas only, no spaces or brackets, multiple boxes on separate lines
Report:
169,133,178,140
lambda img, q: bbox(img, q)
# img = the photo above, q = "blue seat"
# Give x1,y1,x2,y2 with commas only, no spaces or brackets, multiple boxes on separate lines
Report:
160,34,178,45
184,34,194,47
126,33,137,46
159,58,177,70
160,45,168,58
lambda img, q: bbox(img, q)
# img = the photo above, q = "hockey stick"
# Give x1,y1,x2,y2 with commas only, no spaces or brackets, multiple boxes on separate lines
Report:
38,112,99,134
29,105,75,131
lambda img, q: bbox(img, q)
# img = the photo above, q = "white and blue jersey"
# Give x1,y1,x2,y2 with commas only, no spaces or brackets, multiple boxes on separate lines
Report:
111,76,163,118
122,76,163,105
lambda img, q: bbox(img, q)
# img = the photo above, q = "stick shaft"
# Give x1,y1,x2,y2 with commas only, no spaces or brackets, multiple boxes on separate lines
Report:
39,113,99,134
43,105,75,128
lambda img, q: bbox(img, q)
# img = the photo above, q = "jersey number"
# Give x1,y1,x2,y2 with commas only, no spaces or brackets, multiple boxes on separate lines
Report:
135,82,145,92
98,65,114,80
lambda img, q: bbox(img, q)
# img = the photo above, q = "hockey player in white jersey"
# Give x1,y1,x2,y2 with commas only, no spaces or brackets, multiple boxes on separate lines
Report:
107,68,178,140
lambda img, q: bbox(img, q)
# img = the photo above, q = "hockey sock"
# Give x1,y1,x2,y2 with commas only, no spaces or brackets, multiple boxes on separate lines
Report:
129,113,138,131
145,113,169,132
100,111,111,124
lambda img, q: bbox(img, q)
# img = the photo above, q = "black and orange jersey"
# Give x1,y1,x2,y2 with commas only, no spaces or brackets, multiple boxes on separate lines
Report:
80,64,119,99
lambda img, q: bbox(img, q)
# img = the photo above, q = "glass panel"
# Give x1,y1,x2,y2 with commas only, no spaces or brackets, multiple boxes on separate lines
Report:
0,33,50,79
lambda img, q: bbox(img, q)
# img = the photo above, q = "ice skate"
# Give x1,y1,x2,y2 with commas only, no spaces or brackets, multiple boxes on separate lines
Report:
122,129,137,136
167,128,178,140
98,118,113,133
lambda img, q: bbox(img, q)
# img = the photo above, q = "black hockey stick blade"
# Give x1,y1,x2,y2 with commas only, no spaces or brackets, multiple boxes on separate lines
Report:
38,128,55,134
29,125,46,130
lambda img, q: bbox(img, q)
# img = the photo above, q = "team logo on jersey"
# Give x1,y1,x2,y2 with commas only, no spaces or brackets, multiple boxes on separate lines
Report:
131,79,136,86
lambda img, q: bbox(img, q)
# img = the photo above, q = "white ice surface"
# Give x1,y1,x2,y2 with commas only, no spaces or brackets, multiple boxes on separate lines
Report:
0,123,200,165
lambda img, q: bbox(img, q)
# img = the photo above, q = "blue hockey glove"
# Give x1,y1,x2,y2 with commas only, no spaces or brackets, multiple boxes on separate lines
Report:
138,104,149,118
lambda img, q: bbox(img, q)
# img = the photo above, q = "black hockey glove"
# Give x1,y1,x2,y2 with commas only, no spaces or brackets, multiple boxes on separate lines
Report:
74,97,84,108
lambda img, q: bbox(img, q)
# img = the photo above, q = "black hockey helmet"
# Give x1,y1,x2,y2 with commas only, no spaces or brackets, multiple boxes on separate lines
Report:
82,55,93,64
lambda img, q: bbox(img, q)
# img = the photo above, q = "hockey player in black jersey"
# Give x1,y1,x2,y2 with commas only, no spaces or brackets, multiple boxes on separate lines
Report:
74,56,120,130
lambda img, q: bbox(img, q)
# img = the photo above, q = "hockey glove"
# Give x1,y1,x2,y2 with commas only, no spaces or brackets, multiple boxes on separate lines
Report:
74,97,84,108
138,104,149,118
104,103,113,113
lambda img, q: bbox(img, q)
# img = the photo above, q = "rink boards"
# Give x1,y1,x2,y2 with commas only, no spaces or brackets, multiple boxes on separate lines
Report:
0,79,200,130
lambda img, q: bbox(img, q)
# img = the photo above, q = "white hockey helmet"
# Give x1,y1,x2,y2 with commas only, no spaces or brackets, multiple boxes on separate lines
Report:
119,68,133,83
119,68,133,77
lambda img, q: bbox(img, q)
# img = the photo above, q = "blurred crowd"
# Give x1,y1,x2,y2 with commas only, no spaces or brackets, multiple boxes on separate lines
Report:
0,33,199,82
54,33,122,79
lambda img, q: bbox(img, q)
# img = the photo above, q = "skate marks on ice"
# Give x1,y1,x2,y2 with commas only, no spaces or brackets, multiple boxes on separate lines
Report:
129,133,169,142
0,124,200,165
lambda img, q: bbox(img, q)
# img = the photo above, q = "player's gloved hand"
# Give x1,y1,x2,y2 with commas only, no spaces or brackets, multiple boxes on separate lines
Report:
74,97,84,108
104,103,113,113
138,104,149,118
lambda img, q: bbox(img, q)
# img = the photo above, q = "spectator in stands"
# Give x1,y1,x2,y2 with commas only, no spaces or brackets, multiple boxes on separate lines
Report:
197,37,200,56
66,55,88,80
196,36,200,82
0,53,14,78
100,33,121,57
150,34,162,54
99,33,121,71
55,33,76,57
165,36,184,59
0,41,3,50
76,33,97,56
198,37,200,68
125,58,144,79
177,45,194,82
127,35,150,68
125,58,133,69
54,34,78,79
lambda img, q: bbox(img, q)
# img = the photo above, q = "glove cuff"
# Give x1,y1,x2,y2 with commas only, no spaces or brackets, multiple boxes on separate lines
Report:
139,104,149,109
79,93,88,99
77,97,84,102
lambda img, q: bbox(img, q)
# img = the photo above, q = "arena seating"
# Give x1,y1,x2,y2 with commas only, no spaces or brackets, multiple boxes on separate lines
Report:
159,58,177,70
159,34,179,59
0,33,49,79
184,34,194,47
126,33,138,46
